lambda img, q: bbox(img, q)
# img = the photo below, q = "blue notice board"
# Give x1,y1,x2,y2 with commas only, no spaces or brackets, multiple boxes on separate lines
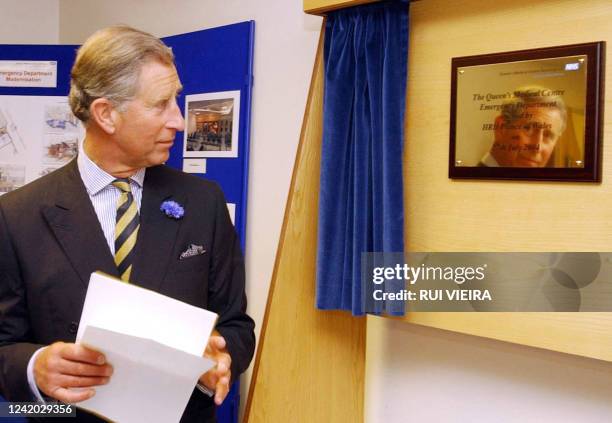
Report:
0,21,255,423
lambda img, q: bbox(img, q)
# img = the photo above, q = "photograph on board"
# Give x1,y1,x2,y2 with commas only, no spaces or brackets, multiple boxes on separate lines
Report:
183,90,240,158
42,133,79,164
44,103,80,132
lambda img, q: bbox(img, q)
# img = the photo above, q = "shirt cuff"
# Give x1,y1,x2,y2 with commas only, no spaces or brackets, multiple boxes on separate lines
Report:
196,383,214,397
27,347,47,402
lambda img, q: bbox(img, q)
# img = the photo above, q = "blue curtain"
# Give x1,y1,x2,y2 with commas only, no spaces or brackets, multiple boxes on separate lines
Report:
316,1,409,316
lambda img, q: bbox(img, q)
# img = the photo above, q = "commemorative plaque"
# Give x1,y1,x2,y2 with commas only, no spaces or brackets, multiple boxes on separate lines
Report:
449,42,604,182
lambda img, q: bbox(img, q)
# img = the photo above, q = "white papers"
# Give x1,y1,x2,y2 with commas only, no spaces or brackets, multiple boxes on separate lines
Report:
75,272,218,423
80,327,211,423
76,272,217,355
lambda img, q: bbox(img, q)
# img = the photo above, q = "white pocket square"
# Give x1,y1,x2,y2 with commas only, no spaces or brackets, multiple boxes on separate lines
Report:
179,244,206,260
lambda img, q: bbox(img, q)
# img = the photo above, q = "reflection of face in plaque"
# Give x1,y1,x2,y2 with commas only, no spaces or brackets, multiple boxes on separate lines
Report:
482,87,567,168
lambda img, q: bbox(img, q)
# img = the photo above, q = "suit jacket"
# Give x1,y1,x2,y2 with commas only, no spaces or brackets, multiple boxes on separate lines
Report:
0,159,255,422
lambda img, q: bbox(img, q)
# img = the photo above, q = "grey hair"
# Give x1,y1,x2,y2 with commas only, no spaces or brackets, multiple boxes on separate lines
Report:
69,25,175,124
500,85,567,133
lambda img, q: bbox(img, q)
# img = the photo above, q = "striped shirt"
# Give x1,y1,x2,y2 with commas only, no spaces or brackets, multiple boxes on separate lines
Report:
76,148,146,255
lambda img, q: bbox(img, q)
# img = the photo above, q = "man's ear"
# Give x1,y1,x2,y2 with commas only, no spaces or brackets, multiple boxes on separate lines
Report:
89,98,119,135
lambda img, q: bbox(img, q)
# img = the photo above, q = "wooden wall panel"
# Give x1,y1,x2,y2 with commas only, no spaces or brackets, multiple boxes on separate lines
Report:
245,23,366,423
303,0,380,15
401,0,612,361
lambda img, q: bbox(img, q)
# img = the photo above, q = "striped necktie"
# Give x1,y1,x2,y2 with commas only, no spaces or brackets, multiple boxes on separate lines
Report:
112,178,140,282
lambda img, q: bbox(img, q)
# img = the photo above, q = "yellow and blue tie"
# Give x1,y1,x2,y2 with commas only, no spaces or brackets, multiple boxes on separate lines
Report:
112,178,139,282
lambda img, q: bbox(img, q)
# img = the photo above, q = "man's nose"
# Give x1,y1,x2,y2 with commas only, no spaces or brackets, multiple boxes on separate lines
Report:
528,129,544,145
167,99,185,131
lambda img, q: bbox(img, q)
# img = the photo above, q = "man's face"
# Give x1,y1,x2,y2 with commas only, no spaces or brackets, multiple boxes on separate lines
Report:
492,106,564,167
112,60,185,168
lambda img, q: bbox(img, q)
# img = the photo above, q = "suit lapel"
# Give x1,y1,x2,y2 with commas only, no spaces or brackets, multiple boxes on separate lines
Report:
130,166,185,292
42,160,119,287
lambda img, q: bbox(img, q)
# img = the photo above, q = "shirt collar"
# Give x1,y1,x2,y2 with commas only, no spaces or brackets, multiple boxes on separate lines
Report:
481,152,500,167
77,142,146,195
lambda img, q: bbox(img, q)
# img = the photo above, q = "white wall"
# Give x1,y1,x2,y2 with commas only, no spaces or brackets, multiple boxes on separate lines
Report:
58,0,322,414
0,0,59,44
366,316,612,423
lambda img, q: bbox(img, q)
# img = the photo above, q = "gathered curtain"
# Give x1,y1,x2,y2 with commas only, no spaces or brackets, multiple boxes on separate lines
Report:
316,1,409,316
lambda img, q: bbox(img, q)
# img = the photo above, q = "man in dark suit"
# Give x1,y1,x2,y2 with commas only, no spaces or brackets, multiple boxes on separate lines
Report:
0,25,255,422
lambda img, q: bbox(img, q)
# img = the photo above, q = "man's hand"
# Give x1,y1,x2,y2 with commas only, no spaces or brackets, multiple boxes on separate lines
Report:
199,331,232,405
34,342,113,403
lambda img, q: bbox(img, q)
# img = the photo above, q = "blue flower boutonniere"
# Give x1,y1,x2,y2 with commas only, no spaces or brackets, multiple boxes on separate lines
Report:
160,200,185,219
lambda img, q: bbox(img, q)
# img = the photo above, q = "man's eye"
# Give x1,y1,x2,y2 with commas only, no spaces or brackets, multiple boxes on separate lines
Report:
154,100,170,110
